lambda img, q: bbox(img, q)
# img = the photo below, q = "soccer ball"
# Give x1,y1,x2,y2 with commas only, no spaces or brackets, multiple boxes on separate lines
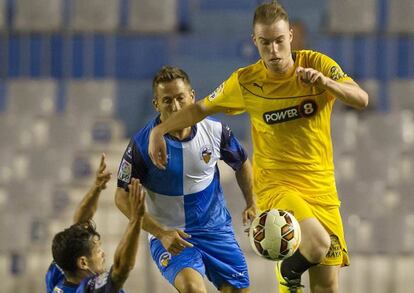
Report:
249,209,301,261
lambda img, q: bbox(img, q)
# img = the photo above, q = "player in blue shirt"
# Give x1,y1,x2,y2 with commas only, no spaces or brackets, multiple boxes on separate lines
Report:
115,66,256,293
45,154,146,293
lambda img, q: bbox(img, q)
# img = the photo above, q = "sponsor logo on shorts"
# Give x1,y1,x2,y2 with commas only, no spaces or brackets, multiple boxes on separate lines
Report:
231,270,248,278
208,83,224,101
263,100,317,124
200,145,213,164
159,252,171,267
326,234,342,259
118,159,132,183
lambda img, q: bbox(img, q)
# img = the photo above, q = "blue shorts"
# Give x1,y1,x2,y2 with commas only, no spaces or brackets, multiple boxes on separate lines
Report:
149,230,250,289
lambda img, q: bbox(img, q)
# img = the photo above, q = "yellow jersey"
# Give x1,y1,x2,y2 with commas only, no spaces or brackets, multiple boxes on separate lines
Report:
203,50,353,206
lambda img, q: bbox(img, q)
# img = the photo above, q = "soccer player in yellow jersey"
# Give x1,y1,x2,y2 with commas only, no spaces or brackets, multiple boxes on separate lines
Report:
147,1,368,293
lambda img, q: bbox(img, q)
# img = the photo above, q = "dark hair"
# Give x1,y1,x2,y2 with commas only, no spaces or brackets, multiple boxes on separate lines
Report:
253,1,289,27
152,66,191,94
52,220,100,274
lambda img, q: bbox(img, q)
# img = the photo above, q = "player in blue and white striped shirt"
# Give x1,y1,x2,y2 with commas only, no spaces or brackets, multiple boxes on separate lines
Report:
115,66,256,293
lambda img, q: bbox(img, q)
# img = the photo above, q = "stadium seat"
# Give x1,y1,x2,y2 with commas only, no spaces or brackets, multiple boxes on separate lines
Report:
66,79,116,119
0,0,5,30
128,0,177,32
7,79,57,117
69,0,119,32
327,0,377,33
331,111,359,155
388,0,414,34
13,0,62,32
389,79,414,112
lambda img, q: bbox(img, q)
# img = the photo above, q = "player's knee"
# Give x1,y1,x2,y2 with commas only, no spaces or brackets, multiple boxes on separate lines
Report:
303,231,331,263
179,281,208,293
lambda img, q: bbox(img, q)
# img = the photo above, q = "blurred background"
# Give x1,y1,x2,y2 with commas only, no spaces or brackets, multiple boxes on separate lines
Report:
0,0,413,292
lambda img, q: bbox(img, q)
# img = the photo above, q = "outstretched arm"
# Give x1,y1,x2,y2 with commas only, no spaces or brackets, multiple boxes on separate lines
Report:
235,159,257,226
115,187,193,255
149,101,220,169
111,179,146,291
73,153,111,224
296,66,369,110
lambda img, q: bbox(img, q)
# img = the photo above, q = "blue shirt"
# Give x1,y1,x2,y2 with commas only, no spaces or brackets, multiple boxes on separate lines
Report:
117,117,247,234
45,262,125,293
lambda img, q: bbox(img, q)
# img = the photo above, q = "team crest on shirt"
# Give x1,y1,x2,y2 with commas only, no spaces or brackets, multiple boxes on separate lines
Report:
159,252,171,267
208,83,224,101
329,66,347,81
200,145,213,163
118,159,132,183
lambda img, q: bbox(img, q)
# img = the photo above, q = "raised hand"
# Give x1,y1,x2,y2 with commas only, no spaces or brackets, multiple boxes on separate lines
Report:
128,178,146,221
95,153,112,190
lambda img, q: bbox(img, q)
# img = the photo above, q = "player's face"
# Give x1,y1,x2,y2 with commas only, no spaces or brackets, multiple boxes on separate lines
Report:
253,19,294,75
87,236,106,275
153,78,195,122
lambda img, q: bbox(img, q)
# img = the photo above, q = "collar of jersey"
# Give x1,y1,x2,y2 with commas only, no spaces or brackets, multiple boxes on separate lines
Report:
155,116,198,142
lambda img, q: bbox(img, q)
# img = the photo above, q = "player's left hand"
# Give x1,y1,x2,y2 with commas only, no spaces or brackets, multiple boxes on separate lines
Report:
94,153,112,190
242,203,258,226
296,66,328,87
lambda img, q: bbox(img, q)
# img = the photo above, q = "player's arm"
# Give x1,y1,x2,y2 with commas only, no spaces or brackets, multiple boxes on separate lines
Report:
235,159,257,225
115,187,193,255
296,66,369,110
111,179,145,291
73,153,111,224
149,101,221,169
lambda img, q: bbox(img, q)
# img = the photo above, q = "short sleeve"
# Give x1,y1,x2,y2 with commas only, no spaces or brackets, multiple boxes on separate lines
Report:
310,51,353,83
45,262,64,293
203,71,246,115
220,123,247,170
117,139,147,191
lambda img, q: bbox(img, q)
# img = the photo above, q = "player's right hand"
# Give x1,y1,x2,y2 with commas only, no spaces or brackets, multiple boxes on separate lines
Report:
148,126,168,170
159,229,193,255
128,178,146,220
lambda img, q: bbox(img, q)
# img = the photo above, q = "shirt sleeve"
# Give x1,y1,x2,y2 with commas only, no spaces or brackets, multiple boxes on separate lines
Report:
203,71,246,115
220,123,247,171
85,267,126,293
45,262,64,293
117,139,147,191
310,51,353,83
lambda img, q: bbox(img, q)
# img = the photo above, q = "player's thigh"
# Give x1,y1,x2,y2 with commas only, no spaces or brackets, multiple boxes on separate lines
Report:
299,217,331,256
175,268,207,293
308,265,340,293
220,283,250,293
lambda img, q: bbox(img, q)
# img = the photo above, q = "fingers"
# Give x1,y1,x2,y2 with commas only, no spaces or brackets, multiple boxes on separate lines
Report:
296,66,322,86
149,131,168,170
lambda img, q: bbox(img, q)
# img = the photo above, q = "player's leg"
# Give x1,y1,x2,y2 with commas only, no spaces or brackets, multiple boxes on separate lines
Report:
308,265,340,293
220,283,250,293
190,231,250,292
150,238,207,293
174,268,208,293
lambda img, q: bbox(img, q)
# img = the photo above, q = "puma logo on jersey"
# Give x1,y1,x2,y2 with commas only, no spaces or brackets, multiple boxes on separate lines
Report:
263,100,317,124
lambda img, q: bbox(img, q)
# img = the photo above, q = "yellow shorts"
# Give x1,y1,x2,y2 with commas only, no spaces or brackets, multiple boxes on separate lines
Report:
257,186,350,267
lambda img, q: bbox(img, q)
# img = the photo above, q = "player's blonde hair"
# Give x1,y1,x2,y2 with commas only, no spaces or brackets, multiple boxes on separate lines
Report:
253,1,289,27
